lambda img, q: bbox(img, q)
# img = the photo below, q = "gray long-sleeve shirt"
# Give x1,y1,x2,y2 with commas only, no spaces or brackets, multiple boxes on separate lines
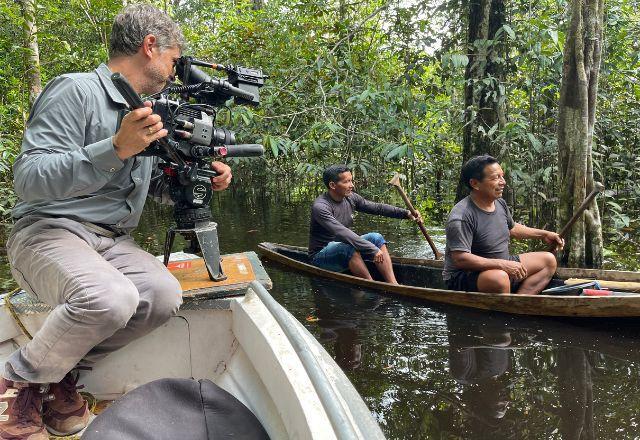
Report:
12,63,170,232
308,192,409,259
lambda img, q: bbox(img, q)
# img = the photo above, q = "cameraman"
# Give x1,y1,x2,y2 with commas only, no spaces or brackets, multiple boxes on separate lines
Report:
1,5,231,439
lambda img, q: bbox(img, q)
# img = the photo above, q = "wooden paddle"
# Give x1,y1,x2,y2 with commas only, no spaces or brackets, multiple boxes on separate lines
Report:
388,173,443,259
549,181,605,252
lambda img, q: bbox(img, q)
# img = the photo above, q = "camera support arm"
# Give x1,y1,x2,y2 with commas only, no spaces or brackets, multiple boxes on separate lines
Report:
111,72,226,281
110,65,265,282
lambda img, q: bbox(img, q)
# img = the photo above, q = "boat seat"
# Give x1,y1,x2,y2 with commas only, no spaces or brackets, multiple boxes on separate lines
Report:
0,290,238,345
2,289,237,317
2,290,53,315
82,378,270,440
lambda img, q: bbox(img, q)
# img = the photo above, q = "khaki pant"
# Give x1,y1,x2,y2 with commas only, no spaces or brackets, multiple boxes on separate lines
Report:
5,216,182,384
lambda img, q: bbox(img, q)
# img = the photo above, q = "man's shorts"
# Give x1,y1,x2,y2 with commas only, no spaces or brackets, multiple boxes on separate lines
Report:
310,232,386,273
446,255,522,293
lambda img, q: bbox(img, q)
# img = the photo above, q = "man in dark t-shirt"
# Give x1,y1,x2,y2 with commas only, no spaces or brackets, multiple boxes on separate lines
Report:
444,155,563,294
309,164,420,284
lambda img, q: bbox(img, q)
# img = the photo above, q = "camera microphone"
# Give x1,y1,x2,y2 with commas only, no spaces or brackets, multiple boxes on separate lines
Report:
189,144,264,159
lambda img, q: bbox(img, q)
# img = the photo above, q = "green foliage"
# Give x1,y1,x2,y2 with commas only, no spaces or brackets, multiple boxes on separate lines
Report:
0,0,638,250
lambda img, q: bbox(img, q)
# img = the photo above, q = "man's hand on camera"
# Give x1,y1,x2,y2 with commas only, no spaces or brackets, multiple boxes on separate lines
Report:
210,161,232,191
112,101,167,160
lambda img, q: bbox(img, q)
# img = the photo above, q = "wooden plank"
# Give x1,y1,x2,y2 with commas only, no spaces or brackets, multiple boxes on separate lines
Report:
170,251,271,298
245,250,273,290
257,242,640,318
555,266,640,282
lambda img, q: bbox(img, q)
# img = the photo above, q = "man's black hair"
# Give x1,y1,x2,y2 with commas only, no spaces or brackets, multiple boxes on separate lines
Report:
461,155,499,190
323,164,351,188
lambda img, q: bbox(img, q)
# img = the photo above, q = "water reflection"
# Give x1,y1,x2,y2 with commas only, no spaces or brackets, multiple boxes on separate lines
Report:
446,315,514,437
3,193,640,439
557,348,595,440
439,310,632,440
296,274,640,440
310,279,389,370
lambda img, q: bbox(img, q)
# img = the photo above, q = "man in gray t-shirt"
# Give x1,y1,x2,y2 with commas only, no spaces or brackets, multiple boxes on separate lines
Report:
444,155,564,294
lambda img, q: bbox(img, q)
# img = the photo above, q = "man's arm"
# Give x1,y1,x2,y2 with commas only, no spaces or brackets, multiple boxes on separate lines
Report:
352,193,410,219
14,76,166,202
312,202,380,258
451,251,528,280
13,76,125,202
510,223,564,249
446,219,527,280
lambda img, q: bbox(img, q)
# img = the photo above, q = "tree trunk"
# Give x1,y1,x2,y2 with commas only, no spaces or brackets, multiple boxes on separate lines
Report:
455,0,507,202
556,0,604,268
19,0,42,108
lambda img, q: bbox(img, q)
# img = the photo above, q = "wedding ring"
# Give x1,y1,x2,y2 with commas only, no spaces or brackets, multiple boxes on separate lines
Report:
148,126,154,135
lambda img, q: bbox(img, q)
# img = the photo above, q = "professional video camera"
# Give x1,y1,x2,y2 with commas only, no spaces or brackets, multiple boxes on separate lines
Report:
111,57,267,281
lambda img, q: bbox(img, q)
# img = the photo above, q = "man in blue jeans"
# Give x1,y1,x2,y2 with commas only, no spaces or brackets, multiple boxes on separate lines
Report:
308,164,421,284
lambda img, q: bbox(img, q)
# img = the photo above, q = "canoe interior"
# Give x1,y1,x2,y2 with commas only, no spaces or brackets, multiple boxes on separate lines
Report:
273,243,450,289
265,242,640,287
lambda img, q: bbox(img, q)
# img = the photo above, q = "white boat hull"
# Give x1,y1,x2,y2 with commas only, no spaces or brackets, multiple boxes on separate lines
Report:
0,260,384,439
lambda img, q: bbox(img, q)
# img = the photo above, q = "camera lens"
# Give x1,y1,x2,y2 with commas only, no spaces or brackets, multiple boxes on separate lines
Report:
211,127,235,145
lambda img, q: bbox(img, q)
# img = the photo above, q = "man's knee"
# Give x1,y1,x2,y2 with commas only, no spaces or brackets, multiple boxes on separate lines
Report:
543,252,558,273
478,270,511,293
522,251,557,275
361,232,385,248
145,273,183,323
349,250,362,261
70,278,140,330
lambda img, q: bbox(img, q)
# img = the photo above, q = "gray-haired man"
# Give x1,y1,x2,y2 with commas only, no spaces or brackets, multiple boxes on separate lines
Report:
2,5,232,439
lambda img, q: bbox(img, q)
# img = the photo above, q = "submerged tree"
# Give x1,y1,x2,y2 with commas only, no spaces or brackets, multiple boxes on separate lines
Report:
556,0,604,267
455,0,507,201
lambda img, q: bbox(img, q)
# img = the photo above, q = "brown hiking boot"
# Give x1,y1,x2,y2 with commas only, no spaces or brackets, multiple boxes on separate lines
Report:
42,371,90,436
0,378,48,440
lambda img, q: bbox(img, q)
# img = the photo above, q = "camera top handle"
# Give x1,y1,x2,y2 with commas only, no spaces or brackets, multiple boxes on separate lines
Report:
111,72,188,169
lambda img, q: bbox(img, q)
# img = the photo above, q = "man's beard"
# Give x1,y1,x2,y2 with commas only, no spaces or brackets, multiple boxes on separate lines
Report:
140,64,168,95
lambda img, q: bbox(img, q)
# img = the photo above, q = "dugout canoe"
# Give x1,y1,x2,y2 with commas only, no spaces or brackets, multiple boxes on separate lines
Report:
0,251,384,440
257,242,640,318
